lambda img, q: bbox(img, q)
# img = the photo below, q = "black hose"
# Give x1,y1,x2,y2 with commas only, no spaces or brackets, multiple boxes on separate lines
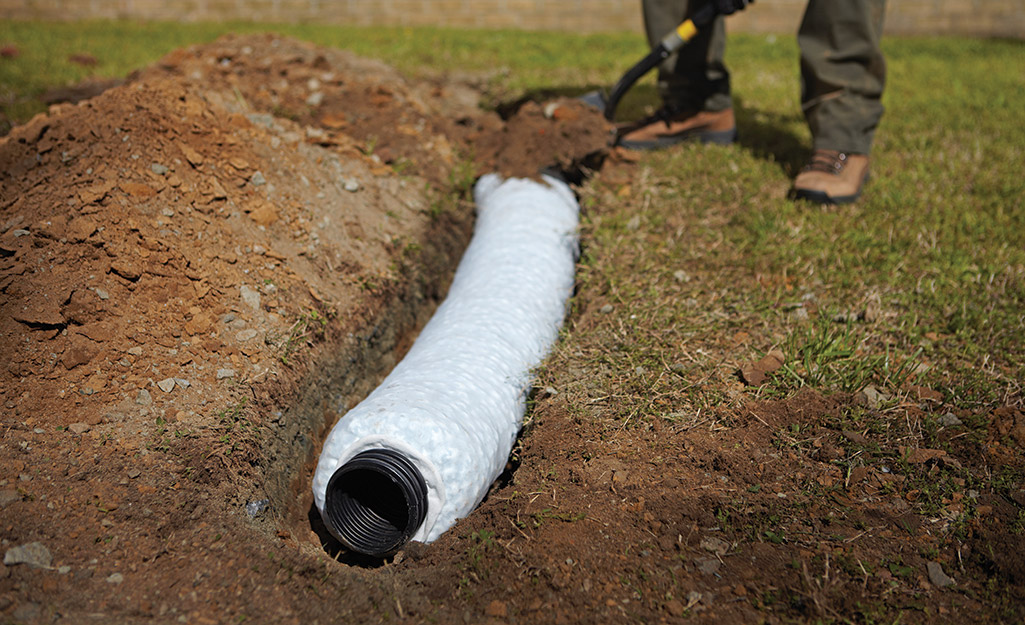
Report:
603,2,720,122
603,45,672,122
324,448,428,557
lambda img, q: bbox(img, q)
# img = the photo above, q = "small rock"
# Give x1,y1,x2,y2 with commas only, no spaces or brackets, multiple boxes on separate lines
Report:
68,423,90,434
174,378,191,389
150,163,169,175
699,536,730,556
157,378,176,393
791,306,810,322
106,572,124,584
135,389,153,406
856,384,887,410
0,490,21,508
305,91,324,107
217,368,236,380
240,285,261,311
246,499,270,518
4,542,52,569
94,288,110,300
926,561,955,588
127,346,143,356
343,179,361,192
127,468,141,479
695,556,721,576
672,270,690,283
236,329,259,342
599,304,614,314
939,412,963,427
58,565,71,574
250,171,267,187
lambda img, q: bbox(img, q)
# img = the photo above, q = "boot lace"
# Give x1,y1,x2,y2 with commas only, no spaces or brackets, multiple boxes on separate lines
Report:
803,151,849,175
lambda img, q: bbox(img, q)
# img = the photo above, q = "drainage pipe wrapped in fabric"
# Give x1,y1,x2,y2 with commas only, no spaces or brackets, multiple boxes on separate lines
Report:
313,174,579,556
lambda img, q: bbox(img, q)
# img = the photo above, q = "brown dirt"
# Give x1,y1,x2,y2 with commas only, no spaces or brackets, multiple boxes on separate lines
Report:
1,33,1023,625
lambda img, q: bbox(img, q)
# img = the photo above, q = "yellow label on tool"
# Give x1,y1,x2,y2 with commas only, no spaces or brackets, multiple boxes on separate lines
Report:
676,20,698,42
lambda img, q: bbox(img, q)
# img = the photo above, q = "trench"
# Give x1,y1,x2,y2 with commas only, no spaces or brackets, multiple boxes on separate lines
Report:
252,206,474,560
251,174,580,561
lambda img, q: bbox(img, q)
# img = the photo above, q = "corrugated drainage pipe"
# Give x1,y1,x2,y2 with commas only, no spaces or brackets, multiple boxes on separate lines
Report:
313,173,579,557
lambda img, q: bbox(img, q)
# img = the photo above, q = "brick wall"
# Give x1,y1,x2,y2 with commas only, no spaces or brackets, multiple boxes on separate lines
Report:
2,0,1023,38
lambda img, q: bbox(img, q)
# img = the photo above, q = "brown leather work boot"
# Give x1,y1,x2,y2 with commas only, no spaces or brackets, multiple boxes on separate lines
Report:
791,150,870,205
617,107,737,150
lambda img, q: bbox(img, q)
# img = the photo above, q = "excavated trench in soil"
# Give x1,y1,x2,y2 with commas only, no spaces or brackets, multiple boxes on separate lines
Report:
258,218,468,559
0,31,616,573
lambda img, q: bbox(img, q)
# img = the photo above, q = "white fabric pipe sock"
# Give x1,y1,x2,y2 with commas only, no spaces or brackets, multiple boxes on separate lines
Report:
313,174,579,545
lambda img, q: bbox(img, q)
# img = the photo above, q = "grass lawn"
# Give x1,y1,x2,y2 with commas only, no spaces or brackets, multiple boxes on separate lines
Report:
2,18,1024,621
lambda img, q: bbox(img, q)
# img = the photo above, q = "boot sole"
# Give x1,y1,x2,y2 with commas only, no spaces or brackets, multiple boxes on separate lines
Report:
618,127,737,150
791,188,861,205
791,171,870,205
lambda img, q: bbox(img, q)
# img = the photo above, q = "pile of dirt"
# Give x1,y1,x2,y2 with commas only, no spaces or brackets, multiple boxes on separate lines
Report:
473,98,613,180
1,34,476,451
129,34,613,184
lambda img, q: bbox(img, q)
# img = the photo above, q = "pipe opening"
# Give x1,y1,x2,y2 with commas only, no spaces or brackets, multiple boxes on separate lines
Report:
324,449,428,557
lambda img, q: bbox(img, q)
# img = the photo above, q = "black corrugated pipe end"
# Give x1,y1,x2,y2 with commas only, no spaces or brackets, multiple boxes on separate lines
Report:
324,448,428,557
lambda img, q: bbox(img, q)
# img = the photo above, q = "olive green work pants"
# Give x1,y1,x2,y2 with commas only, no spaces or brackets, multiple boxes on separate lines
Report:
641,0,886,154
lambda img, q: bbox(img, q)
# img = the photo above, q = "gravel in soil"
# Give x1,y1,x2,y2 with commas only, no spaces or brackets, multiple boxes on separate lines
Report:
1,33,1023,624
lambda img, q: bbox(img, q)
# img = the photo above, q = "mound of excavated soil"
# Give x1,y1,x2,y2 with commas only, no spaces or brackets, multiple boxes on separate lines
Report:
1,33,476,457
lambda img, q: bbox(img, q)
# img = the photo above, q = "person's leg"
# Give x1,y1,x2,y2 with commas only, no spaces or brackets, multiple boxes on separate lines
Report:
792,0,886,203
619,0,736,148
643,0,732,112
